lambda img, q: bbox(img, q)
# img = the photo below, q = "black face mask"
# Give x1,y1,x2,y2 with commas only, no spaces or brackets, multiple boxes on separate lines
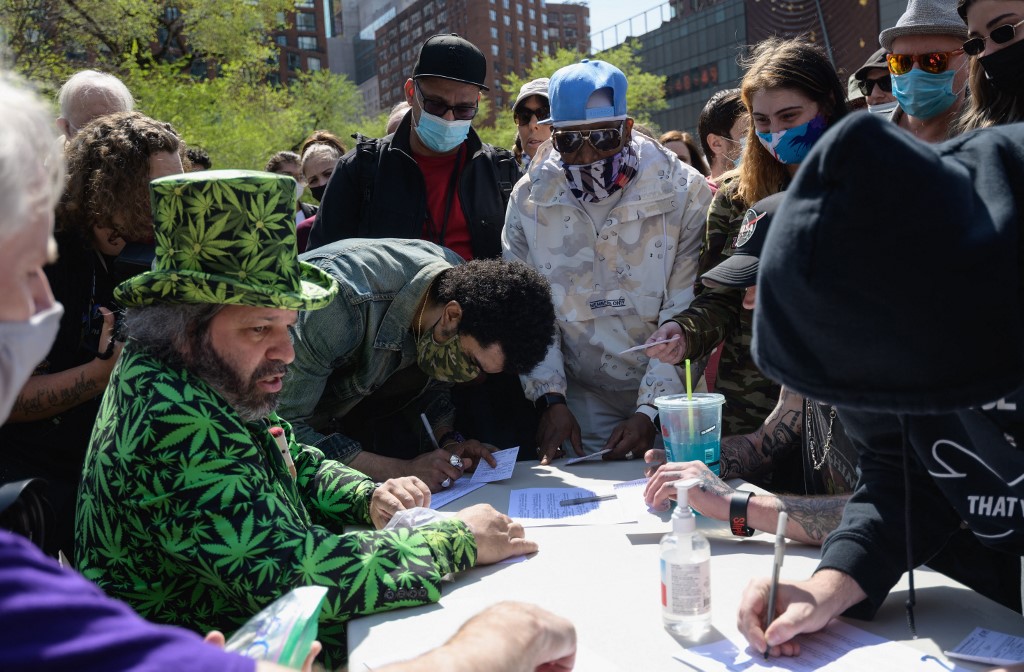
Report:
310,184,327,203
979,38,1024,93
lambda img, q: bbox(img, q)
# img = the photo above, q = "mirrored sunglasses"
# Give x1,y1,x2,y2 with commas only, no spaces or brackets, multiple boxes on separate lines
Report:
415,83,478,121
857,75,893,96
962,17,1024,56
551,122,625,154
886,49,964,76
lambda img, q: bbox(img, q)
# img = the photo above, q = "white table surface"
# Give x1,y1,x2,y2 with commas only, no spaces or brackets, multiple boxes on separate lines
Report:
348,459,1024,670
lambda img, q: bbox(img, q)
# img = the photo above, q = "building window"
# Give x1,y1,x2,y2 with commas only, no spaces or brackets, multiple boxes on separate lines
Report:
491,26,498,39
287,51,301,71
504,15,510,25
531,40,537,51
506,30,512,44
295,13,316,31
489,9,496,20
529,8,535,19
516,3,523,13
550,27,559,37
517,19,523,30
308,56,321,71
503,0,509,7
491,44,499,55
530,24,536,35
297,36,318,50
276,35,288,46
519,36,525,47
295,0,313,6
497,95,504,106
564,13,577,23
548,11,559,22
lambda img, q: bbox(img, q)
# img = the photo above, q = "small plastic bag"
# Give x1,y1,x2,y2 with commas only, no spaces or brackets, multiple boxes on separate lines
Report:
224,585,328,669
383,506,454,531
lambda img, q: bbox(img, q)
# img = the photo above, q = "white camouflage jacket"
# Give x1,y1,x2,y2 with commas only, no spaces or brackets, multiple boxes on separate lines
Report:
502,134,712,410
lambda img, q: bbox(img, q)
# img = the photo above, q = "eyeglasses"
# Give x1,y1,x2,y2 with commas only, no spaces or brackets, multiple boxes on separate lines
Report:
551,122,625,154
414,83,478,121
857,75,893,96
962,17,1024,56
514,104,550,126
886,49,964,76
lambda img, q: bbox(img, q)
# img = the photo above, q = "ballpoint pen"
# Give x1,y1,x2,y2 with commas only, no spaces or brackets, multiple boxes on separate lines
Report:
764,511,789,659
560,494,617,507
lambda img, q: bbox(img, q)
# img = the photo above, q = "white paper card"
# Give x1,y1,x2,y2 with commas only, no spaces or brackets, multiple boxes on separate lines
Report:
470,446,519,483
429,479,486,510
945,627,1024,666
508,487,635,527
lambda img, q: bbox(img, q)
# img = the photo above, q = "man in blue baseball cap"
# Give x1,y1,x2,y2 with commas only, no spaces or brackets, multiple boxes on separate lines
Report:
503,59,713,465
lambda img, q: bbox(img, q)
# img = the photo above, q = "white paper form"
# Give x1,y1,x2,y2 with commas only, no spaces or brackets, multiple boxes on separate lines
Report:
429,478,486,510
508,488,636,527
674,620,968,672
470,446,519,483
946,627,1024,666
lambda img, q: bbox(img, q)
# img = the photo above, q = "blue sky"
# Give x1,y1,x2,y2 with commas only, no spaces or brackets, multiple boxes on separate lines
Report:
584,0,674,51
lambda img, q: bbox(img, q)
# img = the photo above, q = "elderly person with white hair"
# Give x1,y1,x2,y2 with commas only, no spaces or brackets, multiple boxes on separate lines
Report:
54,69,134,141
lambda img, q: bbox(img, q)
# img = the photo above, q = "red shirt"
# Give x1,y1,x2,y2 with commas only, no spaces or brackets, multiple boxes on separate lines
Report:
414,146,472,260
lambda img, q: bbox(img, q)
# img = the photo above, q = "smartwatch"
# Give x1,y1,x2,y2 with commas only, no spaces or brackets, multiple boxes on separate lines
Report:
535,392,567,412
729,491,755,537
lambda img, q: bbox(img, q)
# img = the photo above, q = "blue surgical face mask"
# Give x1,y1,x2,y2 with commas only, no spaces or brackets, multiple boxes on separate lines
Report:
413,108,472,153
755,114,827,166
891,68,958,120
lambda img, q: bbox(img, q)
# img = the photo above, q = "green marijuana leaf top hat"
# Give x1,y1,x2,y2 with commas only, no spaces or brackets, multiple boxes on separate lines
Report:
115,170,338,310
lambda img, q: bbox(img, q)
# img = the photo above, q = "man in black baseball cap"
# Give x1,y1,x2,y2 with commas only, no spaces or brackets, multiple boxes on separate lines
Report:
301,33,536,461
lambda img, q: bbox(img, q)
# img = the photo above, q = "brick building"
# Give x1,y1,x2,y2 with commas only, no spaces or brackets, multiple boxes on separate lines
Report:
271,0,334,86
374,0,589,120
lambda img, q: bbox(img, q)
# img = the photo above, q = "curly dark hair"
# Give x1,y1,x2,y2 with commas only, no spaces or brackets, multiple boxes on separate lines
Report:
58,111,181,246
433,259,555,375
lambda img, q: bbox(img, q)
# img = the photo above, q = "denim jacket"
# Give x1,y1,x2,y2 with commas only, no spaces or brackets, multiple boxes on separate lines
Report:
278,238,464,462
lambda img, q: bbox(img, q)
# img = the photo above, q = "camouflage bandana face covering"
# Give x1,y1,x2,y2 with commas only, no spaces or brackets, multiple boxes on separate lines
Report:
562,140,639,203
416,316,481,383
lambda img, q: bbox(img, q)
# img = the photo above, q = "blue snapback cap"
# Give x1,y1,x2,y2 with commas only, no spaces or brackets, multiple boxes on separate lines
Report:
542,59,628,127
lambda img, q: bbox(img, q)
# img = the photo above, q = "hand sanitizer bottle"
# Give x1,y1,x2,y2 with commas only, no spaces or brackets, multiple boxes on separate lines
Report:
660,478,711,637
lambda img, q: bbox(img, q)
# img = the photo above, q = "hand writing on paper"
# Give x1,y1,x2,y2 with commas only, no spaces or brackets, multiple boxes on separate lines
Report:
737,569,867,658
644,461,732,517
603,413,656,460
410,449,467,493
370,477,431,529
452,438,498,471
456,503,538,564
644,322,686,364
536,404,582,465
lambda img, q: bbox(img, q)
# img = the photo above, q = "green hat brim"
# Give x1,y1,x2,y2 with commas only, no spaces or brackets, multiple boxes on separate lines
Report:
114,261,339,311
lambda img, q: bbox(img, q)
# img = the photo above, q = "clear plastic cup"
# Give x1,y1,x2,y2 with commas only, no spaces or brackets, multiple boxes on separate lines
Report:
654,393,725,475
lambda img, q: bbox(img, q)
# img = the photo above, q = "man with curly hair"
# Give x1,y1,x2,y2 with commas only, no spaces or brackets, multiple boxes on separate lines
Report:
0,111,182,561
278,239,556,492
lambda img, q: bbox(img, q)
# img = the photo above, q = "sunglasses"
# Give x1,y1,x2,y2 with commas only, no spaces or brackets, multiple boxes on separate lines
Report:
962,17,1024,56
551,122,625,154
886,49,964,76
414,83,478,121
514,104,550,126
857,74,893,96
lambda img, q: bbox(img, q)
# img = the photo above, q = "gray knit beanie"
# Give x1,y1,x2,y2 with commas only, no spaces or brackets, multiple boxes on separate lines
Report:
879,0,968,51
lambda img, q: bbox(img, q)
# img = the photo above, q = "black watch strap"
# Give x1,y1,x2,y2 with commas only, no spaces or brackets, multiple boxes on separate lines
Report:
535,392,567,411
729,491,755,537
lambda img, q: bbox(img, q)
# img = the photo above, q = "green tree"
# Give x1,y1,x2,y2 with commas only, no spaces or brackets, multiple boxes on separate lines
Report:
0,0,294,90
475,42,666,151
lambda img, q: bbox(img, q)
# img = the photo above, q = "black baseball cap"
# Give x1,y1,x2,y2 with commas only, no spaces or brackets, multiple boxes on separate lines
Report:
700,192,784,289
413,34,489,91
855,48,889,81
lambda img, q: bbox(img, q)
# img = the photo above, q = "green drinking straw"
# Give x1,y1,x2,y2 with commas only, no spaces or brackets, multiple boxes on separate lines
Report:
685,359,695,441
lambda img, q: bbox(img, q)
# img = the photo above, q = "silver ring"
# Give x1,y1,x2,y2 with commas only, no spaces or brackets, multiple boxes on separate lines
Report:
449,453,464,469
625,450,636,460
441,477,452,488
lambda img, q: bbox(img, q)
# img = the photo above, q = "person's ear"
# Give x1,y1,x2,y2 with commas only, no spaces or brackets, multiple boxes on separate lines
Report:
441,300,463,334
56,118,71,140
405,79,416,105
707,133,725,157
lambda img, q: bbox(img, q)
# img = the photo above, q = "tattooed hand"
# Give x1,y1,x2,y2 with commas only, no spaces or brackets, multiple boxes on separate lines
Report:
643,460,734,520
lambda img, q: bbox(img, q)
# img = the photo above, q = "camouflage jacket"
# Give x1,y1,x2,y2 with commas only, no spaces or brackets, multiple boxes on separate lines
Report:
502,134,712,408
76,344,477,668
670,178,781,434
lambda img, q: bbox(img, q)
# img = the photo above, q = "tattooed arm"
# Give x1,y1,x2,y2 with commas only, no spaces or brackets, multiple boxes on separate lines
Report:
719,386,804,480
8,357,120,423
644,461,849,545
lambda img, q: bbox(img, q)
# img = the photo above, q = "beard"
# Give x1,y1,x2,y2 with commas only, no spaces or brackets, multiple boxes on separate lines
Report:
186,332,288,422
